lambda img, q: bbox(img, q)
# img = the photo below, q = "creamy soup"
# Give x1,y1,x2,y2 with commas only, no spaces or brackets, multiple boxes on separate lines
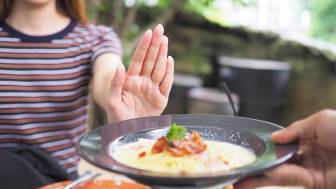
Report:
111,138,256,174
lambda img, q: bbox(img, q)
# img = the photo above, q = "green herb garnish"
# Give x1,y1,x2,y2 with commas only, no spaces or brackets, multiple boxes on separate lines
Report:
166,123,187,143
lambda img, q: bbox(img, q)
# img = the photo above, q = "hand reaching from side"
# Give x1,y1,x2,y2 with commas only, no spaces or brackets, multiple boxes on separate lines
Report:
235,109,336,189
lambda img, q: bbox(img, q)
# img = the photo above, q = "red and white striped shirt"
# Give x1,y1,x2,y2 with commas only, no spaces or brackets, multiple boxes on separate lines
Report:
0,20,122,174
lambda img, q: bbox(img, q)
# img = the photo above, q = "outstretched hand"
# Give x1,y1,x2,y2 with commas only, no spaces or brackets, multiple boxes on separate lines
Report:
235,109,336,189
106,24,174,122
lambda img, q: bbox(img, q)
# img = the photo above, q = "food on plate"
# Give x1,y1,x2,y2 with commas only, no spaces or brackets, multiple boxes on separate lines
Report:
112,123,256,174
151,123,207,156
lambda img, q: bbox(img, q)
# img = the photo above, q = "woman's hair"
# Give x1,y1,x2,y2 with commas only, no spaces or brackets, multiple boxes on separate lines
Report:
0,0,88,23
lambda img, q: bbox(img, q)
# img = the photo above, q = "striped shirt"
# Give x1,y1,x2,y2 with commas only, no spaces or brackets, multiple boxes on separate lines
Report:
0,20,122,174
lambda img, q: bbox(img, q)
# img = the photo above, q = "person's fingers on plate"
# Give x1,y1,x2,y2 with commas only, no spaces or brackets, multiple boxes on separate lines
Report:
236,164,313,189
234,176,275,189
159,56,174,97
271,122,304,144
151,35,168,85
128,29,152,76
271,115,313,144
141,24,164,76
264,164,313,188
272,109,336,145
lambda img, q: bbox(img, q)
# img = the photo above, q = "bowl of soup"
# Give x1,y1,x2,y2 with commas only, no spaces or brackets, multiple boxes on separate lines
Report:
77,115,298,188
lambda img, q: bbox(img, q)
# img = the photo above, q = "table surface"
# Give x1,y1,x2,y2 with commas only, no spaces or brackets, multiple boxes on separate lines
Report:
78,159,305,189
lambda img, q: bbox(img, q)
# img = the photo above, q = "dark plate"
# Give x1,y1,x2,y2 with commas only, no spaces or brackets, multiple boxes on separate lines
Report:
77,115,298,187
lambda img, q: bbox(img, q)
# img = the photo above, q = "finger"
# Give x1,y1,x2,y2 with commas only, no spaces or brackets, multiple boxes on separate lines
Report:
272,116,314,144
272,125,301,144
235,176,274,189
264,164,314,188
160,56,174,97
151,35,168,85
128,29,152,76
272,109,336,144
141,24,164,76
109,63,126,102
235,164,313,189
312,109,336,149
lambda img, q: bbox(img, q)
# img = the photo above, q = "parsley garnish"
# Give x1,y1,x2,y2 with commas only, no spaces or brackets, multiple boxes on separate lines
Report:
166,123,187,143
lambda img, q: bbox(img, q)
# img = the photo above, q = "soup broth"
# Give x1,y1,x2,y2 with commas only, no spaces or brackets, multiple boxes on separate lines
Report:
112,138,256,174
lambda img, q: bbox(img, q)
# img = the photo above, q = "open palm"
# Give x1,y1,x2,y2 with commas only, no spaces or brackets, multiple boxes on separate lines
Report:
106,25,174,122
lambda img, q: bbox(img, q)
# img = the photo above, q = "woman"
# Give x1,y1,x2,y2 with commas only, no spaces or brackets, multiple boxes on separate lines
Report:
0,0,174,186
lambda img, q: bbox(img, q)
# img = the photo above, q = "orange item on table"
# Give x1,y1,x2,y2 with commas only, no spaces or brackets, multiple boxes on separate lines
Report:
38,179,151,189
76,179,151,189
38,181,71,189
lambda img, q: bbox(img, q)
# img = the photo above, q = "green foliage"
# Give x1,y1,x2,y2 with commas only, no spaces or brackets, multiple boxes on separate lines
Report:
233,0,256,6
166,123,187,143
85,0,256,68
184,0,253,15
311,0,336,42
184,0,215,13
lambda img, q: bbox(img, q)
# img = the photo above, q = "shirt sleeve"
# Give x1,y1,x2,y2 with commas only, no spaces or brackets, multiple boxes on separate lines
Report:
91,25,123,62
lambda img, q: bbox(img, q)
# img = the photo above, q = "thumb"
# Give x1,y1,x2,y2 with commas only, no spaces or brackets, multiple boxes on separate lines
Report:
106,64,126,122
272,118,312,144
265,164,314,188
272,110,331,144
109,63,126,101
271,126,300,144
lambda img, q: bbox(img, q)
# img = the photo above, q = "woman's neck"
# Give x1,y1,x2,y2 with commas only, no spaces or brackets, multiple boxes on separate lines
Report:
5,1,70,36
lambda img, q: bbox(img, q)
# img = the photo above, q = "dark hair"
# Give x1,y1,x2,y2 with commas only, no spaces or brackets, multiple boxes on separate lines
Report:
0,0,88,23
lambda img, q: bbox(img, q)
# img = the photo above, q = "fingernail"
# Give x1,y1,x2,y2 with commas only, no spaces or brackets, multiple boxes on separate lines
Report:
145,29,152,35
162,35,168,42
155,24,164,32
272,130,283,137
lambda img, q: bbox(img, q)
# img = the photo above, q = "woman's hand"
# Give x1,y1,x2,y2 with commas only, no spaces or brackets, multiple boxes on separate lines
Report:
235,109,336,189
106,24,174,122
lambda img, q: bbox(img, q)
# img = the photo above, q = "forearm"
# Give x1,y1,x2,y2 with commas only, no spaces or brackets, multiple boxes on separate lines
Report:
92,53,123,116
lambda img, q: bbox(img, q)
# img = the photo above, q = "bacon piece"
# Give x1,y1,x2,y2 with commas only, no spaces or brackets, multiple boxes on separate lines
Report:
223,158,229,164
185,132,207,154
189,132,206,147
184,141,206,154
151,136,168,154
151,132,207,157
167,146,188,157
171,140,185,149
168,132,207,156
138,151,146,158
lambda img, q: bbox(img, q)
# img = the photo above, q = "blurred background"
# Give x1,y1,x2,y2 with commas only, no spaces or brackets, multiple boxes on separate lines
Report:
87,0,336,127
